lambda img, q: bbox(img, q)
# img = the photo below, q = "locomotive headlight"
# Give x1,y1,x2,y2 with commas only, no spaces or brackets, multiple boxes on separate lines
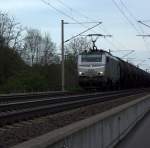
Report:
79,72,82,75
98,71,103,75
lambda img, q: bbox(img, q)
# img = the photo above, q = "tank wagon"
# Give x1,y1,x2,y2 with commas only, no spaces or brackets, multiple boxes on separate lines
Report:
78,49,150,90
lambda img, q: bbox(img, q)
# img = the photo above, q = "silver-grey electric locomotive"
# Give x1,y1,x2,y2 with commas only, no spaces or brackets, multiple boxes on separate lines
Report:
78,49,120,89
78,49,150,89
77,33,150,90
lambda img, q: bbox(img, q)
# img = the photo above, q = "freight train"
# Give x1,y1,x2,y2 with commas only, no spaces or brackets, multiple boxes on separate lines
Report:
78,49,150,90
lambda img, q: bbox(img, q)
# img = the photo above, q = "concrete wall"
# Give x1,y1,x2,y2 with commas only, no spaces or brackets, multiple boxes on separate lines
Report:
12,94,150,148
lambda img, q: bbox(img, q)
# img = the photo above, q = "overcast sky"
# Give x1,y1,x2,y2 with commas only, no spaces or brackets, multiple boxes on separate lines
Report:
1,0,150,70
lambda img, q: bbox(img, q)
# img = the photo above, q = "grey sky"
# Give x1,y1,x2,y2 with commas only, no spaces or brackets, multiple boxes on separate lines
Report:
1,0,150,70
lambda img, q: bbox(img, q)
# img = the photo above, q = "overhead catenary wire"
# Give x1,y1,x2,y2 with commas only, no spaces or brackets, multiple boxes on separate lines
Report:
141,20,150,22
41,0,107,48
138,21,150,29
41,0,118,50
112,0,140,34
121,50,135,58
41,0,145,63
56,0,150,70
118,1,150,35
56,0,92,21
40,0,92,28
64,21,101,24
43,0,120,50
100,24,129,50
112,0,150,63
56,0,117,50
119,0,150,51
65,22,102,42
55,0,133,51
119,0,141,32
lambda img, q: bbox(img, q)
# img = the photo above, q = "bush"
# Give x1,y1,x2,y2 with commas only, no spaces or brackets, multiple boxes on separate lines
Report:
0,71,49,93
0,47,26,84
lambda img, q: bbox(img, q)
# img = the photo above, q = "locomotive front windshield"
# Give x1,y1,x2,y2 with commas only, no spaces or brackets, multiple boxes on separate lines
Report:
81,54,102,62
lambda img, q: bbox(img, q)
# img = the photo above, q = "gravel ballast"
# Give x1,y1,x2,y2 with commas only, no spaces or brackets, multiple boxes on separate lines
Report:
0,93,148,148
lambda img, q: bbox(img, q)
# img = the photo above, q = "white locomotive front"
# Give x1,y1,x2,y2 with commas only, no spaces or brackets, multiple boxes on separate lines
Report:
78,49,121,89
78,50,106,77
78,50,108,88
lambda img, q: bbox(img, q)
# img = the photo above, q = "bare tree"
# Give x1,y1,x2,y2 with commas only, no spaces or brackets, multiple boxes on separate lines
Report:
0,11,23,49
65,37,91,57
40,33,56,65
23,29,56,65
23,29,42,65
65,37,91,62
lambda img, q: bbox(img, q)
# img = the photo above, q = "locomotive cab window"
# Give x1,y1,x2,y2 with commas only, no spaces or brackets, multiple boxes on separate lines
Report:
106,57,109,63
81,54,102,62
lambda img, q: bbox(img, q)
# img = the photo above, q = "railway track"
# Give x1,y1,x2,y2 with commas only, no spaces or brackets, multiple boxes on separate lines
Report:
0,88,149,127
0,91,78,103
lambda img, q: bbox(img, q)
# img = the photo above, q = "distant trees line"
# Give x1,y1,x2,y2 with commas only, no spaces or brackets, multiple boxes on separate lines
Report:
0,11,90,93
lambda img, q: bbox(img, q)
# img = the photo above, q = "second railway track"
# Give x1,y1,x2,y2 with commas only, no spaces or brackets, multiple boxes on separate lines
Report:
0,88,149,127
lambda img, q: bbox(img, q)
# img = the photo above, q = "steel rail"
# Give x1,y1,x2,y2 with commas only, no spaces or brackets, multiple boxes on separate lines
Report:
0,89,145,112
0,88,144,104
0,91,77,103
0,89,148,126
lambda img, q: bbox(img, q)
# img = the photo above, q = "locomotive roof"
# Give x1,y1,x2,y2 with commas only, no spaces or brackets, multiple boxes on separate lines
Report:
80,49,112,55
79,49,149,74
